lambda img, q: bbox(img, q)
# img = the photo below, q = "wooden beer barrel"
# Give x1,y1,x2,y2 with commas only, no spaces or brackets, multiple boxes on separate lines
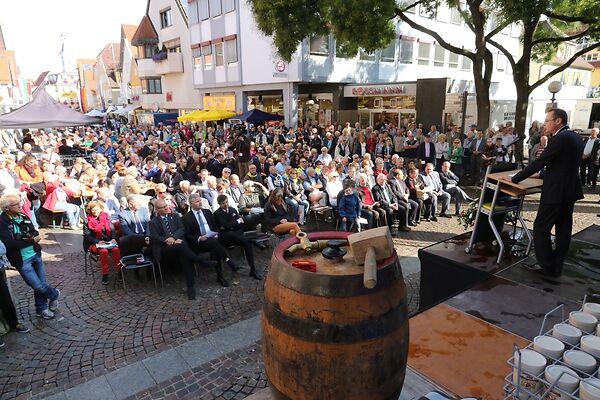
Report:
262,232,409,400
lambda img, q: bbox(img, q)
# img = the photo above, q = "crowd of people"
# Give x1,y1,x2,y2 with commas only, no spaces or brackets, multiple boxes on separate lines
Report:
0,116,599,348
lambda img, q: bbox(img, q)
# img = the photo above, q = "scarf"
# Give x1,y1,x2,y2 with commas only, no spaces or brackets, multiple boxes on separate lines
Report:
87,212,112,240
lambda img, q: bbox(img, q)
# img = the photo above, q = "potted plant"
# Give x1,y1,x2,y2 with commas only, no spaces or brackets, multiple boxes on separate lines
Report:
152,44,168,61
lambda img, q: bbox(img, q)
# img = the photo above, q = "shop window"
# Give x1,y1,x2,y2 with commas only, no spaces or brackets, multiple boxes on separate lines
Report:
222,0,235,13
210,0,222,17
202,45,213,70
189,1,199,24
381,41,396,62
399,39,414,64
448,52,458,68
461,56,472,71
359,49,376,62
143,78,162,94
199,0,209,20
192,48,202,69
309,35,329,56
215,42,224,67
434,45,445,67
160,8,172,29
226,39,238,63
417,42,431,65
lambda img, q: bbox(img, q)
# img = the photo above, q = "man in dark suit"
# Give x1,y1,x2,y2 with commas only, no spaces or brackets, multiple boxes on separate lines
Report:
506,108,584,277
439,161,473,215
371,173,410,234
213,195,262,280
389,168,419,227
417,134,435,170
182,193,239,287
253,154,271,183
148,198,206,299
470,130,486,184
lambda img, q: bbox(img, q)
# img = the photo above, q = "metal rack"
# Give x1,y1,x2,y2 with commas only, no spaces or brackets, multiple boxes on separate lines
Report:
504,296,600,399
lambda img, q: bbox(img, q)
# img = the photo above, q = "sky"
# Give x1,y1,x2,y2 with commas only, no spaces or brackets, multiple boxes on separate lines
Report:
0,0,148,79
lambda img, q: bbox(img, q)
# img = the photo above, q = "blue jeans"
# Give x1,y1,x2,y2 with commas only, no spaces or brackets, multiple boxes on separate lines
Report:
55,201,81,226
30,199,40,229
285,198,309,224
18,254,59,314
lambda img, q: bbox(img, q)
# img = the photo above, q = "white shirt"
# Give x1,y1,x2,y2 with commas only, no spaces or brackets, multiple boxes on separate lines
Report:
583,137,596,156
194,209,217,238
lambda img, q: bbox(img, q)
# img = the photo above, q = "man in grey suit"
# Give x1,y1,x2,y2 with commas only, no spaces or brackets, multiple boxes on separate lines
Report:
420,163,451,219
119,195,151,237
148,198,206,300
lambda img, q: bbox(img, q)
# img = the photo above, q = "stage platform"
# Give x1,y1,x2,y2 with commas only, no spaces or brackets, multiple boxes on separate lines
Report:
407,224,600,399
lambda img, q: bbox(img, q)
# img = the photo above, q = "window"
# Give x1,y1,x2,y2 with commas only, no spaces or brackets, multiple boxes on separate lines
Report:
189,1,199,24
585,53,599,61
210,0,221,17
359,49,376,61
461,55,472,71
450,6,462,25
202,45,213,70
448,52,458,68
399,39,413,64
309,35,329,56
199,0,209,20
381,41,396,62
160,8,172,29
335,41,353,59
496,54,507,71
193,48,202,69
225,39,238,63
143,45,155,58
222,0,235,13
434,45,445,67
143,78,162,94
215,42,224,66
417,42,431,65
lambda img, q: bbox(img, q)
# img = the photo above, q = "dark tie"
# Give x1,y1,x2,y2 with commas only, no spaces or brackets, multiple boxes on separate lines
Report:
163,216,172,235
133,211,144,234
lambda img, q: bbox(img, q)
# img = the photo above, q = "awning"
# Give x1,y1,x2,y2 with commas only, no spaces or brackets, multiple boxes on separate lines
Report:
178,109,236,122
85,109,106,117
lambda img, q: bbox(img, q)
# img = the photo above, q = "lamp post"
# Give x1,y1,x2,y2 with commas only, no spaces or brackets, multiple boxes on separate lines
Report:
548,81,562,109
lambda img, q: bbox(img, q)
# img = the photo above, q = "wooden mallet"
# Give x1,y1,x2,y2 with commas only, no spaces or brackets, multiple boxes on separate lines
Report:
347,226,395,289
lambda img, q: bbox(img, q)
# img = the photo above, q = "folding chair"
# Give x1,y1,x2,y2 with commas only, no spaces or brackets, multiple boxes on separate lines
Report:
118,235,161,290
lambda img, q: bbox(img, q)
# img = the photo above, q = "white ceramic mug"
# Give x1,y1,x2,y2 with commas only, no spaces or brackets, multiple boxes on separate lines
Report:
553,323,582,346
580,378,600,400
563,350,598,375
545,365,580,399
512,349,546,398
583,303,600,320
570,311,599,333
581,335,600,359
534,335,565,360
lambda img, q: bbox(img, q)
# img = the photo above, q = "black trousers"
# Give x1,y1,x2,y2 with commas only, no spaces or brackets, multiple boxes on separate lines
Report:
219,231,256,270
533,202,575,274
580,158,593,185
160,243,196,288
190,237,227,278
0,269,18,329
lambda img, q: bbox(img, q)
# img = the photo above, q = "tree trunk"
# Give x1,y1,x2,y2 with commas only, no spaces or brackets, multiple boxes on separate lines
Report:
473,57,491,131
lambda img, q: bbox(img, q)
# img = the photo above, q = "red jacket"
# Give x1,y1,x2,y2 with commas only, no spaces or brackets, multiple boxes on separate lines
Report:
42,181,75,211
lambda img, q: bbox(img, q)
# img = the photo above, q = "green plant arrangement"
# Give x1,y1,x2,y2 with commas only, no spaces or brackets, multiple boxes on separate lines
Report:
458,199,479,230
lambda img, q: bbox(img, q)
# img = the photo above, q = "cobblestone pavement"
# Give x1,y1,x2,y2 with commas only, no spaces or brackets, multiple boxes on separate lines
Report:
0,189,598,399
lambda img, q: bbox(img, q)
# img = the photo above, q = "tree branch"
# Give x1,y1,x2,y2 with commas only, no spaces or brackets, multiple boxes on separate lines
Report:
398,0,424,14
543,11,599,25
485,20,511,41
530,41,600,92
532,27,600,46
460,1,476,34
487,38,517,70
395,9,474,58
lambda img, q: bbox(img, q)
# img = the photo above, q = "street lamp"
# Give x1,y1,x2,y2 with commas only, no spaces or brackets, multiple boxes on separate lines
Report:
548,81,562,108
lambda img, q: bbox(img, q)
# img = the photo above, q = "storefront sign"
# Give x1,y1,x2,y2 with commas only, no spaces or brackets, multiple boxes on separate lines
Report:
344,83,417,97
204,95,236,111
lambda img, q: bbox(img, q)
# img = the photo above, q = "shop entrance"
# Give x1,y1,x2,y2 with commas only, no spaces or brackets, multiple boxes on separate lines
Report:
358,110,417,129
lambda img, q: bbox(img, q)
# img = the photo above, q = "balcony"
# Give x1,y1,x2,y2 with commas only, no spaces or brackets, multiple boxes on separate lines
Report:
137,58,156,78
155,52,183,75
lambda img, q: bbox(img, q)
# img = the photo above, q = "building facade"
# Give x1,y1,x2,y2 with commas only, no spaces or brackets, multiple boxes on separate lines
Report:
93,43,122,109
118,24,143,107
132,0,198,113
77,58,98,111
186,0,520,129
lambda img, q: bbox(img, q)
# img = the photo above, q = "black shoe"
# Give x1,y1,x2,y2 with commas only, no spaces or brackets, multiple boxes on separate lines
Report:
0,338,4,348
430,216,438,222
187,287,196,300
101,275,109,285
422,218,430,222
439,213,451,218
217,276,230,287
227,260,240,272
250,269,263,280
399,226,411,232
409,222,418,227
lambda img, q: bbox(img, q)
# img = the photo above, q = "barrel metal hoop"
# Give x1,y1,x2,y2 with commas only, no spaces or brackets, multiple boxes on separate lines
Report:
263,301,408,344
270,258,403,297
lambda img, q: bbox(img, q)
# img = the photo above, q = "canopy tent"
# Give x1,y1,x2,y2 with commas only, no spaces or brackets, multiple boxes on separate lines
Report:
85,109,106,117
177,109,236,122
0,85,101,128
113,104,141,115
231,108,284,122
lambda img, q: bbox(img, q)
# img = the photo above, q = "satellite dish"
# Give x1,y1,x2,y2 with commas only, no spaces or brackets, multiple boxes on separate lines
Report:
152,102,160,113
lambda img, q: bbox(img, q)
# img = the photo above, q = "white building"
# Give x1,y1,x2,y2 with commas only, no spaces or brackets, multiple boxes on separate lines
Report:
186,0,521,129
132,0,199,114
118,24,143,107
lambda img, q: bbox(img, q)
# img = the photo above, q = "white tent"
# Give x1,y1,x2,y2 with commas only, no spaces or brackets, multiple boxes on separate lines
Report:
85,109,106,117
